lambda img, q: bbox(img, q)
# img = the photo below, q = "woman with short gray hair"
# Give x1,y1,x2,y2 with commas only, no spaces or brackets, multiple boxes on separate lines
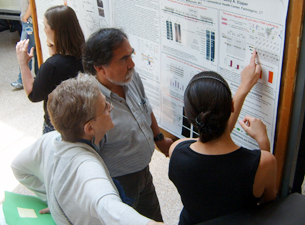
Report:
11,74,165,225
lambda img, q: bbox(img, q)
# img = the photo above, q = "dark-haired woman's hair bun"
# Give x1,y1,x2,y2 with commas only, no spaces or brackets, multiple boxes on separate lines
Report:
195,111,220,134
184,71,232,143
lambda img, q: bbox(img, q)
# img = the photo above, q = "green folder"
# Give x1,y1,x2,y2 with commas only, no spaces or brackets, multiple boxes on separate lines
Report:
3,191,56,225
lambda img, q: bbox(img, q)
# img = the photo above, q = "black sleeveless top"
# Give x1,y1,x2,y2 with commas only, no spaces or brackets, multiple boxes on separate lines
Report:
169,140,261,224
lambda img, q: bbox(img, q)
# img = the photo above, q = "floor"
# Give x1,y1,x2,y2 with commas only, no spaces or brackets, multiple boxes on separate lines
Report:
0,30,182,224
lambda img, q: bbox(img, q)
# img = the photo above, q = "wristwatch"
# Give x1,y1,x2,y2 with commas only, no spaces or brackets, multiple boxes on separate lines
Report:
154,132,164,142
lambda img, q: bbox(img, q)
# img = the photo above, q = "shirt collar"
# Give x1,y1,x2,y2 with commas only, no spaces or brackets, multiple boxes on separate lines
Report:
78,138,99,152
97,80,131,98
97,81,112,98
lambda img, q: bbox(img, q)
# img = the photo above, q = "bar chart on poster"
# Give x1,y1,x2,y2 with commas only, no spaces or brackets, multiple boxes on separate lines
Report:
34,0,289,152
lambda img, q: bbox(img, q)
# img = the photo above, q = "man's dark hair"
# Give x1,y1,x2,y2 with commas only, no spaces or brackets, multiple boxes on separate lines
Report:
82,28,128,75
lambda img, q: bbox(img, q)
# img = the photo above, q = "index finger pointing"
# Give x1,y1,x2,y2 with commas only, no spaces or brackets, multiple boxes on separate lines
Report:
239,120,249,131
250,50,256,65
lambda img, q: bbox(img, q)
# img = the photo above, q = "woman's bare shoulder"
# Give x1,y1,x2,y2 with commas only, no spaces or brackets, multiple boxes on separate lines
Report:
169,138,197,157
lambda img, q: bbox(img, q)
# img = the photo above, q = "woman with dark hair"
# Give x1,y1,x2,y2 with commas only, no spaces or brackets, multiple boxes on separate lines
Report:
168,51,277,224
16,5,84,133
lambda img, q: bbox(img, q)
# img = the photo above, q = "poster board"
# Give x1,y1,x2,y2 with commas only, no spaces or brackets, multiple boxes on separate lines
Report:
30,0,305,190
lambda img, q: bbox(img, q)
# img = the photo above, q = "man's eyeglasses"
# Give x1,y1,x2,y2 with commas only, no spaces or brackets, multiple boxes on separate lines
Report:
85,101,114,124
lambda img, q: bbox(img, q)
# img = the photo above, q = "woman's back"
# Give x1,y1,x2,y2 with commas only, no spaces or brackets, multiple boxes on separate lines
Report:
169,52,277,224
15,5,84,133
169,140,261,224
29,54,83,131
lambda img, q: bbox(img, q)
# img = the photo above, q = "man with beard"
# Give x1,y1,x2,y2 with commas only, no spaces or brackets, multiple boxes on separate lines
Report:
82,28,173,222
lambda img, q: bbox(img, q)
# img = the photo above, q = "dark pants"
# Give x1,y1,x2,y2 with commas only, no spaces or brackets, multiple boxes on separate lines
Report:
113,166,163,222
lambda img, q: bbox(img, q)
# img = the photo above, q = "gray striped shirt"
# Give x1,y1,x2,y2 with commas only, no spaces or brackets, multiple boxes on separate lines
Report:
97,72,154,177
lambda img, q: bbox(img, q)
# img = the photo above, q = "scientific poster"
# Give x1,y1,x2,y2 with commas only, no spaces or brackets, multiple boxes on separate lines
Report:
36,0,111,60
35,0,289,151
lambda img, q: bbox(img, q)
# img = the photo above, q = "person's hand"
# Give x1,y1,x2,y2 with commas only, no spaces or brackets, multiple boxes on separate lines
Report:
155,137,173,157
239,50,261,94
16,39,34,67
39,207,50,214
239,115,270,151
21,16,28,23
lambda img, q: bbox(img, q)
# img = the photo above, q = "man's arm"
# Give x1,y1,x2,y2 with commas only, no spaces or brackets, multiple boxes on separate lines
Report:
150,112,173,157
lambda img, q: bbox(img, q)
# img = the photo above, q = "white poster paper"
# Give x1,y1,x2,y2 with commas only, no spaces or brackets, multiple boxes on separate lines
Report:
156,0,288,151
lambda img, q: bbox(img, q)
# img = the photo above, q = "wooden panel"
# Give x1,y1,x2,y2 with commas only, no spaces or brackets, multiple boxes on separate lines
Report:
274,0,305,190
30,0,42,67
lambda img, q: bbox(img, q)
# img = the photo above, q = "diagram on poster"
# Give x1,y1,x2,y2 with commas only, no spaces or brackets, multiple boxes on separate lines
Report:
160,1,219,71
218,9,284,149
128,34,162,121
